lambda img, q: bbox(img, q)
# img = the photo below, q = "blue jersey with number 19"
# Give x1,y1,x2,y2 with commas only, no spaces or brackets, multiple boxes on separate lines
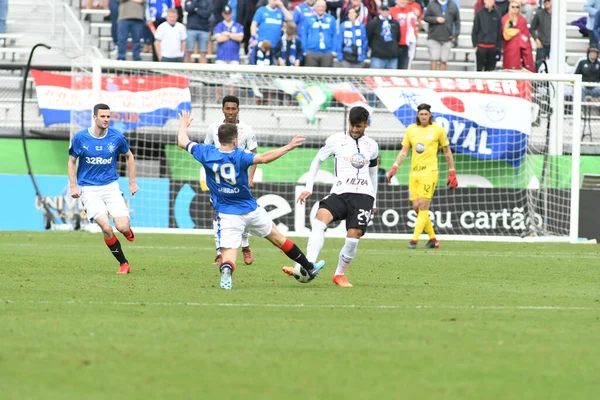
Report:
186,142,257,215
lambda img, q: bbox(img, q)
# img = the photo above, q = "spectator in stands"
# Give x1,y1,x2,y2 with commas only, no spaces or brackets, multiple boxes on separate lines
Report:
251,0,292,60
184,0,213,63
494,0,509,16
173,0,183,22
407,0,423,33
585,0,600,47
391,0,418,69
84,0,109,21
214,5,244,64
250,39,276,65
214,0,250,51
293,0,316,39
342,0,370,26
146,0,174,61
108,0,119,48
530,0,551,69
326,0,344,16
0,0,6,47
593,10,600,50
518,0,536,24
154,8,186,61
424,0,461,71
338,7,368,68
117,0,147,61
302,0,338,67
575,47,600,98
367,4,400,69
274,22,303,66
472,0,501,71
501,1,534,71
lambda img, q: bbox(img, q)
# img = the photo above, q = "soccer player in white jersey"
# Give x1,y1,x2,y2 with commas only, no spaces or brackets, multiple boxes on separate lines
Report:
283,106,379,288
178,111,324,290
205,95,258,266
68,103,139,274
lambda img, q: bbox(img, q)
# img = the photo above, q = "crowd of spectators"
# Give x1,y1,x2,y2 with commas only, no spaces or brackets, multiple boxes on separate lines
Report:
78,1,574,77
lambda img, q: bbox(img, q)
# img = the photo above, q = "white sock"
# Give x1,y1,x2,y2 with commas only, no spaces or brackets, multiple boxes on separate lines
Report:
305,219,327,264
241,232,250,248
334,237,359,276
213,219,220,254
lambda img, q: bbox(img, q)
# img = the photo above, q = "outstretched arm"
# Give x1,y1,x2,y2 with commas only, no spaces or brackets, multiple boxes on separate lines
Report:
253,135,305,164
178,111,193,150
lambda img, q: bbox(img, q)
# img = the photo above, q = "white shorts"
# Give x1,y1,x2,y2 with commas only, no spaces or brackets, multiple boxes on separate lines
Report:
216,207,272,249
80,181,129,222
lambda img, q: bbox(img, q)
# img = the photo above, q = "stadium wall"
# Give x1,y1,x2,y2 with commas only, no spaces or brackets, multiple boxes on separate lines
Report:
1,138,600,239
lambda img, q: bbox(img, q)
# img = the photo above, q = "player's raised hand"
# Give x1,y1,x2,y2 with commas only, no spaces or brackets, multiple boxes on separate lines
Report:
447,169,458,189
130,181,139,196
289,135,306,149
386,164,398,184
70,186,81,199
179,111,193,128
296,191,312,204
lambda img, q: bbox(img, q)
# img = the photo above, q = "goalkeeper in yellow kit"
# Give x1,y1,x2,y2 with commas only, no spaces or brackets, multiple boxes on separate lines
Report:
386,103,458,249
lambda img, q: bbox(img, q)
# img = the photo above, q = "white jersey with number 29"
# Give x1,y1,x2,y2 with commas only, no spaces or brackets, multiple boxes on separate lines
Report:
316,132,379,198
205,120,258,151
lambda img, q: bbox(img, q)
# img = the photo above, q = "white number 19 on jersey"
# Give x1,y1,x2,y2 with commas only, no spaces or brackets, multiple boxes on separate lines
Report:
212,163,237,185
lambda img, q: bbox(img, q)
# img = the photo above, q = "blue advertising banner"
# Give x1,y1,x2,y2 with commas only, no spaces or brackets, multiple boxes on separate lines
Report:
0,175,170,230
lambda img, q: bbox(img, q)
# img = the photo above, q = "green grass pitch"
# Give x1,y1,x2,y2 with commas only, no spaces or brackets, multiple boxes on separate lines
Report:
1,231,599,400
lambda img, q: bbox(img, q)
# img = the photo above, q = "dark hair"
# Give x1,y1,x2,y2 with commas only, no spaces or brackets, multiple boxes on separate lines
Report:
415,111,433,125
93,103,110,116
222,95,239,108
218,123,238,144
349,106,369,125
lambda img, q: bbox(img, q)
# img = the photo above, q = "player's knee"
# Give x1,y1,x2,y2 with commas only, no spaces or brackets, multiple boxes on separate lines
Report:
114,220,130,234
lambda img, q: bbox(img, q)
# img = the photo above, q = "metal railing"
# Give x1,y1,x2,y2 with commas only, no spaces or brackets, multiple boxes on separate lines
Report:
61,2,85,58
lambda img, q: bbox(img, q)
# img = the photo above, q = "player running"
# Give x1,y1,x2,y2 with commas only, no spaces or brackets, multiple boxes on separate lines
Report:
205,96,258,266
68,103,138,274
386,103,458,249
282,106,379,288
178,111,324,290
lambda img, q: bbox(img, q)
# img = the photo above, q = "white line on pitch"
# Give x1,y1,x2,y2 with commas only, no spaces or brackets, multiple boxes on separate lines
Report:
1,299,598,311
2,243,597,258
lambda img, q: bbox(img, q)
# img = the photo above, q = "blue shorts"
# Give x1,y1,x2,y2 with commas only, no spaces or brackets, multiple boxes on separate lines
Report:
186,29,209,52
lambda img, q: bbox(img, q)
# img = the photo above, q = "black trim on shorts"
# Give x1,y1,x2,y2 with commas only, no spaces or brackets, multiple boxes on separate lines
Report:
318,193,374,234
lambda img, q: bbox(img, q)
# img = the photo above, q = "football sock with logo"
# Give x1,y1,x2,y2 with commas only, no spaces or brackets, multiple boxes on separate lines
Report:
412,210,429,242
424,216,436,239
241,232,250,248
306,219,327,263
212,219,220,253
105,235,128,264
335,237,359,276
280,239,313,270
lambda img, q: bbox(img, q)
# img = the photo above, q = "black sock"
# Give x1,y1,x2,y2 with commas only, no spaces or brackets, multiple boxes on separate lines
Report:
282,242,313,270
105,237,128,264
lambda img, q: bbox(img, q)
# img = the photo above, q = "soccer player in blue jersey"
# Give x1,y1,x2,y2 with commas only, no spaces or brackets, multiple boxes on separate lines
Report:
177,111,324,290
68,103,139,275
250,0,292,49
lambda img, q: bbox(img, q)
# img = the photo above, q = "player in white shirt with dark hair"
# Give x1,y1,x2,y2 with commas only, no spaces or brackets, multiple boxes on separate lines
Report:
178,111,324,290
283,106,379,288
68,103,139,275
205,95,258,266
